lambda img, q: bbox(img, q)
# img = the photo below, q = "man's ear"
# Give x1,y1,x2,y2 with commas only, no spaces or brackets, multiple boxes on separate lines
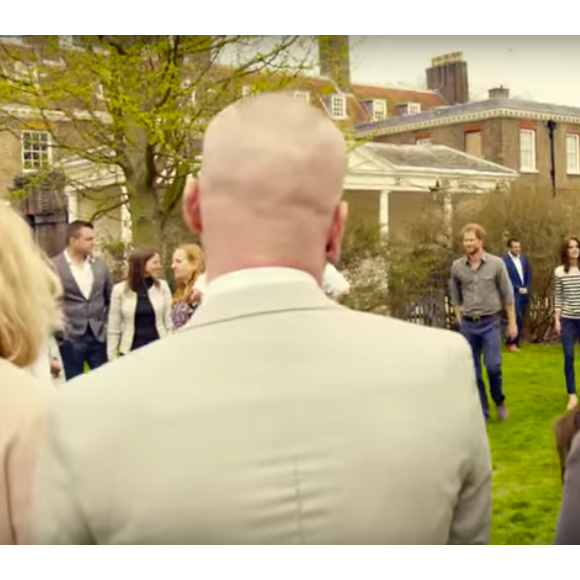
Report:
182,176,202,235
326,200,348,265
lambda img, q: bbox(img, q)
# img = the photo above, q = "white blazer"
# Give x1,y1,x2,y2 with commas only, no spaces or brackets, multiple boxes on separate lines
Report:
107,280,173,360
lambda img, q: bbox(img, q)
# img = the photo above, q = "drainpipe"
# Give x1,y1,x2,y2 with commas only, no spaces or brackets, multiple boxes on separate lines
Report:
547,119,557,197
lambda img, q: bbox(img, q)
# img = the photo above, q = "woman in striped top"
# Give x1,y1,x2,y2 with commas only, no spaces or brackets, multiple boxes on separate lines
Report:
555,236,580,410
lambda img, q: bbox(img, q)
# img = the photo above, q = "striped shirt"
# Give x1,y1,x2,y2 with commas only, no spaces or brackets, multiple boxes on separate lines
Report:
555,265,580,319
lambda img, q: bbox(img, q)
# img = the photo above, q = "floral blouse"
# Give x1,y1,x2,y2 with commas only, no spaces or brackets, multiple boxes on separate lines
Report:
171,300,199,331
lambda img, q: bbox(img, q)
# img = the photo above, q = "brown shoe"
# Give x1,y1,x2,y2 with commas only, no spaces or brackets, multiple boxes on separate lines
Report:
497,405,509,421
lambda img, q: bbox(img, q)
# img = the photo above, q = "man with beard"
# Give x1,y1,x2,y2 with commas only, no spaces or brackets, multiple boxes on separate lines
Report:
450,223,516,422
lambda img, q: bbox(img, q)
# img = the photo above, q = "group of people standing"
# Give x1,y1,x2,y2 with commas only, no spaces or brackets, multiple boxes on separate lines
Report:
28,220,207,383
451,226,580,419
2,91,580,544
29,219,352,385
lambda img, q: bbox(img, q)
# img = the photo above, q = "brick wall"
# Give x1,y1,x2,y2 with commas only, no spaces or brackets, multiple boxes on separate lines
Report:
375,115,580,197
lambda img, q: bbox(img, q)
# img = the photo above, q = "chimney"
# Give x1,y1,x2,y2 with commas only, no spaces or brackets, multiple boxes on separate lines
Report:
426,52,469,105
488,86,509,99
318,35,351,91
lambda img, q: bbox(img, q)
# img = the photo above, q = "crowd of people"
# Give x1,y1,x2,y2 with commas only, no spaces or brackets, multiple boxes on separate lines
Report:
0,92,579,544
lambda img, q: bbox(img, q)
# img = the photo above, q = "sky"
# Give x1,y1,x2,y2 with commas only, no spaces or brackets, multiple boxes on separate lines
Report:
349,36,580,106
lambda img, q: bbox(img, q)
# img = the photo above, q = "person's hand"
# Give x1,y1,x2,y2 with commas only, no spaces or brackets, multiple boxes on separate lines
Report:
519,287,528,295
49,357,62,377
506,323,518,340
190,288,202,304
555,319,562,335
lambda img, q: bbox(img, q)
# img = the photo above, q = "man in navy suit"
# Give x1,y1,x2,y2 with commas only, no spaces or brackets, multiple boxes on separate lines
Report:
503,238,531,351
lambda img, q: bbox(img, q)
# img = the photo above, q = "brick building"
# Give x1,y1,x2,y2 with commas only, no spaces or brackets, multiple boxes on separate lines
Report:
355,54,580,197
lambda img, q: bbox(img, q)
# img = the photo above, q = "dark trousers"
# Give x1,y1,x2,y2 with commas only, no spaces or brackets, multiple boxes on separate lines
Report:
59,328,107,380
460,315,505,418
506,296,528,348
561,317,580,395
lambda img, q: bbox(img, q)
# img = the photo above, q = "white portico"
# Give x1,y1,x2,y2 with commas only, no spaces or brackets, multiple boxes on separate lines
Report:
344,142,519,238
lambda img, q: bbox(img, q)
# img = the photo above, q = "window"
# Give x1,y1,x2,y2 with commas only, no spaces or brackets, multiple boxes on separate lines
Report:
465,131,482,158
416,138,432,146
294,91,310,103
330,95,346,119
519,129,537,172
407,102,421,115
372,100,387,121
566,134,580,174
397,102,421,116
21,131,51,172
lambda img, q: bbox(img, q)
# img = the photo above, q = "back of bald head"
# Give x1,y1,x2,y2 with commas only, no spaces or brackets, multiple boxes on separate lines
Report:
198,92,347,221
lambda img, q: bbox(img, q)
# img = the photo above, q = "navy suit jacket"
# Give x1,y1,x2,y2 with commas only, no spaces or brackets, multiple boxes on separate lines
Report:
503,253,531,310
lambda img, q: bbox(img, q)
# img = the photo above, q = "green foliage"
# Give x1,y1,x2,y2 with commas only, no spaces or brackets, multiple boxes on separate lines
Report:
0,35,316,253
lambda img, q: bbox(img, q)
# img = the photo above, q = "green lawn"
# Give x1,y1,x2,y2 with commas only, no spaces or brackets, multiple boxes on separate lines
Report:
489,344,567,544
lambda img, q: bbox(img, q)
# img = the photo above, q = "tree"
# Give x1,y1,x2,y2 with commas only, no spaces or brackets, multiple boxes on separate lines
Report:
0,35,317,262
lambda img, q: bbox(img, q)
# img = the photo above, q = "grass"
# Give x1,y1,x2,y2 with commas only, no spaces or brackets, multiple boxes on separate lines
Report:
489,344,568,544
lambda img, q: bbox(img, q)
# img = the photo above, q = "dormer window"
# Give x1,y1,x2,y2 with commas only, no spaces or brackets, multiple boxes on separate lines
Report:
330,95,347,119
398,102,422,116
372,99,387,121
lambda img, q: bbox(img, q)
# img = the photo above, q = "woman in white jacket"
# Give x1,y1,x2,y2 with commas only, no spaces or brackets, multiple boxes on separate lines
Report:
107,248,173,361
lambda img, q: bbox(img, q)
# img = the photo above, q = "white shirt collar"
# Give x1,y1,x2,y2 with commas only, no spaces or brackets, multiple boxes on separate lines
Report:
204,267,320,298
64,249,92,266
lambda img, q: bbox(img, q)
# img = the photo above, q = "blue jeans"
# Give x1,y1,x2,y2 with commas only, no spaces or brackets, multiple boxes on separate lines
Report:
460,315,505,418
561,317,580,395
58,328,107,380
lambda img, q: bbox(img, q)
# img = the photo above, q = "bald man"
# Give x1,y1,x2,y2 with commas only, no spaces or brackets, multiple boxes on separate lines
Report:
31,93,491,545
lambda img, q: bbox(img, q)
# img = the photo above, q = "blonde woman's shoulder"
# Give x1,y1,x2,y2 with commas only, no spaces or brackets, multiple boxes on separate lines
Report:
0,358,54,415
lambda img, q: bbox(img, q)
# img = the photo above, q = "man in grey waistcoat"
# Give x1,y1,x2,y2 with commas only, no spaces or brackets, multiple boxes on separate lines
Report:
51,220,114,380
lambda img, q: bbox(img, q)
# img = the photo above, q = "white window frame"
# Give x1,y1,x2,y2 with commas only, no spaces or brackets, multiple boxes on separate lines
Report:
519,129,537,172
416,138,432,146
330,95,347,119
294,90,310,103
372,99,387,121
407,102,422,114
566,133,580,175
21,130,52,173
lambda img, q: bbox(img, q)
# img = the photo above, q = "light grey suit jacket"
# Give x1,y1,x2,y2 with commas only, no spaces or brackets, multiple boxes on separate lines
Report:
31,276,491,544
52,253,114,343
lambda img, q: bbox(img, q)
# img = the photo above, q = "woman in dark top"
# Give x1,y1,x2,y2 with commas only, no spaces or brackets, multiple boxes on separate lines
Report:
107,248,173,360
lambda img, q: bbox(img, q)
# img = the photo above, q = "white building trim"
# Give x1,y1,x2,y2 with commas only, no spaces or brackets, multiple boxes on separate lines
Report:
0,102,111,124
356,106,580,139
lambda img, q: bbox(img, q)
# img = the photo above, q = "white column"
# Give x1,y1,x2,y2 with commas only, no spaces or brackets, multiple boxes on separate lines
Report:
379,190,390,236
66,187,79,222
443,192,453,241
120,186,132,244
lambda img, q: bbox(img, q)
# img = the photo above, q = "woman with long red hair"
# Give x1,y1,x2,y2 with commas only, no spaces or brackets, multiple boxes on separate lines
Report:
171,243,206,330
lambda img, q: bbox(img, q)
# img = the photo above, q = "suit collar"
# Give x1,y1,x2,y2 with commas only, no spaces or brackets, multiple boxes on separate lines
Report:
184,276,341,331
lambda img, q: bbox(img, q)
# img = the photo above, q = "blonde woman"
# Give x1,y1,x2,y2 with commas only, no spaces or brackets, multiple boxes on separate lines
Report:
107,248,173,360
0,203,60,544
170,243,205,330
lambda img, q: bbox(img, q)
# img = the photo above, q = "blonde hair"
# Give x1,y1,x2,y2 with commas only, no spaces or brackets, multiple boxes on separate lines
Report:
172,243,205,303
0,204,62,368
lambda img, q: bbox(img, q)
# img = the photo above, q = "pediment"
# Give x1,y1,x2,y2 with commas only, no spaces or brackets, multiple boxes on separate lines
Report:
347,146,395,175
